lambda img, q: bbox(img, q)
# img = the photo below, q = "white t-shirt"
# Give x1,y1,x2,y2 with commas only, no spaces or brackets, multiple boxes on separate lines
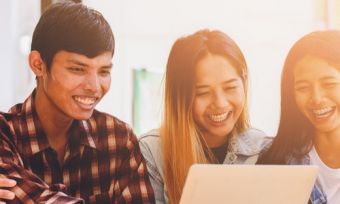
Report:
309,147,340,204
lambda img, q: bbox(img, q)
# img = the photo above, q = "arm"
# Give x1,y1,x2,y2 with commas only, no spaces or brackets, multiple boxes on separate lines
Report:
139,136,166,204
0,125,83,204
0,177,16,203
112,130,155,204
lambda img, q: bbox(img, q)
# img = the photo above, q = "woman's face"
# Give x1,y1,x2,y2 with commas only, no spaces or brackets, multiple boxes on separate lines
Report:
193,53,245,147
294,56,340,136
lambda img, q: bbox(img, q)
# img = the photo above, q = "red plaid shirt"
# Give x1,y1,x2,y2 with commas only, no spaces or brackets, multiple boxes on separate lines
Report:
0,92,155,203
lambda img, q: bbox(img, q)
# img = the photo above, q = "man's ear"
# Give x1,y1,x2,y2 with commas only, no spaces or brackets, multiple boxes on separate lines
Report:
29,50,47,77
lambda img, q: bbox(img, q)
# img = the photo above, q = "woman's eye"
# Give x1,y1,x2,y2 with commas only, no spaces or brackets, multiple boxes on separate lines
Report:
223,85,238,92
223,86,237,91
323,82,338,89
196,92,209,96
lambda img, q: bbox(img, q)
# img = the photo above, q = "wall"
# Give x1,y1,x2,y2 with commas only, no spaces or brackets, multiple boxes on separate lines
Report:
83,0,317,136
0,0,320,136
0,0,40,111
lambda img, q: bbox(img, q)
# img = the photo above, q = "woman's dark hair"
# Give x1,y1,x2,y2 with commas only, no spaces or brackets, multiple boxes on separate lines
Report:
258,30,340,164
31,1,114,70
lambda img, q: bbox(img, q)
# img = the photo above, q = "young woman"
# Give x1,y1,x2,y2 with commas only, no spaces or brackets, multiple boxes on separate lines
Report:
139,29,271,204
258,30,340,203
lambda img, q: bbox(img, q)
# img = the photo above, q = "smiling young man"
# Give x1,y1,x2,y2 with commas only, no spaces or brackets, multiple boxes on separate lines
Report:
0,2,154,203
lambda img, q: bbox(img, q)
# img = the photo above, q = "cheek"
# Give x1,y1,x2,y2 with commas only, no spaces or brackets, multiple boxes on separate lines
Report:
100,77,111,93
193,98,207,119
331,88,340,106
294,93,311,120
48,72,82,91
294,92,307,111
230,90,246,110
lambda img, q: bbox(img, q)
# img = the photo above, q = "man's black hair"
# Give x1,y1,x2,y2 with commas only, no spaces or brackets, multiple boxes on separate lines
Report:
31,2,114,69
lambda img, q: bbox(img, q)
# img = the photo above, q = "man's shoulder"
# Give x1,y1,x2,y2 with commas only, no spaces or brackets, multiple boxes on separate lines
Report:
0,111,20,148
0,103,24,119
91,110,132,132
90,110,136,146
0,103,23,133
0,112,12,133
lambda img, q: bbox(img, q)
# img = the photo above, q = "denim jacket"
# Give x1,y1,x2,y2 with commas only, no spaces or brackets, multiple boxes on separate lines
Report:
287,154,328,204
139,128,272,204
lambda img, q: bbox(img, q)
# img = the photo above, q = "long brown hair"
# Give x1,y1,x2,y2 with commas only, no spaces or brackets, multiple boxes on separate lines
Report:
161,29,249,203
258,30,340,164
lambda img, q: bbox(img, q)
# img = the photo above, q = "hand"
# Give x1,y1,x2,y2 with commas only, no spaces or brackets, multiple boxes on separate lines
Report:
0,177,16,204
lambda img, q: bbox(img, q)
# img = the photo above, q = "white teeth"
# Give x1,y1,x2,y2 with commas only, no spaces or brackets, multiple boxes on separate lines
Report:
74,96,96,105
312,107,333,118
209,112,228,122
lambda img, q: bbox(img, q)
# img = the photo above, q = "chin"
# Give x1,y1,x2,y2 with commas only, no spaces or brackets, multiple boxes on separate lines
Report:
209,131,231,138
71,112,94,120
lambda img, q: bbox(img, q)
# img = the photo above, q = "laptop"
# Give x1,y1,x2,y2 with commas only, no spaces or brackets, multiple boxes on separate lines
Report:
180,164,318,204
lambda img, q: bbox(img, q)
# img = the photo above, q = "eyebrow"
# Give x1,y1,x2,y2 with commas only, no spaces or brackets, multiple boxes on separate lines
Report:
320,76,339,80
66,59,113,69
196,78,239,89
101,64,113,69
67,59,87,66
295,76,338,84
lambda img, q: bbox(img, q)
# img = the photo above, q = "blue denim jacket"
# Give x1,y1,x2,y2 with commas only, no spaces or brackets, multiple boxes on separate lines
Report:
139,128,272,204
287,154,328,204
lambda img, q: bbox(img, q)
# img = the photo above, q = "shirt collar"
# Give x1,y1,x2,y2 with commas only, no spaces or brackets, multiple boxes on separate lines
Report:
18,90,50,156
233,129,268,156
17,91,99,159
77,119,98,149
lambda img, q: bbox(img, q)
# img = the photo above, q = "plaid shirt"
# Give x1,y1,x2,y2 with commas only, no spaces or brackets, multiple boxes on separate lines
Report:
0,92,155,203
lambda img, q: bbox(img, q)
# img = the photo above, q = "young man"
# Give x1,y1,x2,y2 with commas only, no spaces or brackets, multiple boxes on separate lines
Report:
0,2,155,203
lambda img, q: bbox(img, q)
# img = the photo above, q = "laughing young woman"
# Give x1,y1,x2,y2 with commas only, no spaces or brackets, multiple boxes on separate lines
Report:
258,30,340,203
139,29,272,204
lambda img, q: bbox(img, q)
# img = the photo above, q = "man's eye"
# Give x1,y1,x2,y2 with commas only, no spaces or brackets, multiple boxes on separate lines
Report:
100,70,111,76
68,67,84,72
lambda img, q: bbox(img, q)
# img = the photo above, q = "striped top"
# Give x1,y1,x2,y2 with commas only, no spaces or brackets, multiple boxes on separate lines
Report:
0,92,155,203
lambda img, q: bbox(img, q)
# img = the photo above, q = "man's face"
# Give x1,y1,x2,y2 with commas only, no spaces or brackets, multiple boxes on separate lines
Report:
37,50,112,120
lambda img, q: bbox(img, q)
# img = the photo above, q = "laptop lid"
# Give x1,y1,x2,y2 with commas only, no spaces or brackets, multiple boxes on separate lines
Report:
180,164,318,204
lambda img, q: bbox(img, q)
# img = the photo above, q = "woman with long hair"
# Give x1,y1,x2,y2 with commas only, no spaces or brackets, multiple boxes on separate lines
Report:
258,30,340,203
139,29,271,203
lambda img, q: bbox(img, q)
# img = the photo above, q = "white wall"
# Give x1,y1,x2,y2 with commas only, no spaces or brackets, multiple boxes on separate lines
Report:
0,1,15,111
84,0,317,136
0,0,319,136
0,0,39,111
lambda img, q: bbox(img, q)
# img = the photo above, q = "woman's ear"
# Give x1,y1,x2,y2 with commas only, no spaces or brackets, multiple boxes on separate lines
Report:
29,50,46,77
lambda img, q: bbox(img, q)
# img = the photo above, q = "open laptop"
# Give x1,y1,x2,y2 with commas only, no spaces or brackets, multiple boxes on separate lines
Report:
180,164,318,204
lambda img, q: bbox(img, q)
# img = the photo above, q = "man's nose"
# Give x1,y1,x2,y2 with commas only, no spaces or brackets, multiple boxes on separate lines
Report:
84,74,100,93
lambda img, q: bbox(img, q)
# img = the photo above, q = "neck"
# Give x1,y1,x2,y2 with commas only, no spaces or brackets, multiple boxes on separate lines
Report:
35,87,73,148
203,133,229,148
314,128,340,168
314,127,340,148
